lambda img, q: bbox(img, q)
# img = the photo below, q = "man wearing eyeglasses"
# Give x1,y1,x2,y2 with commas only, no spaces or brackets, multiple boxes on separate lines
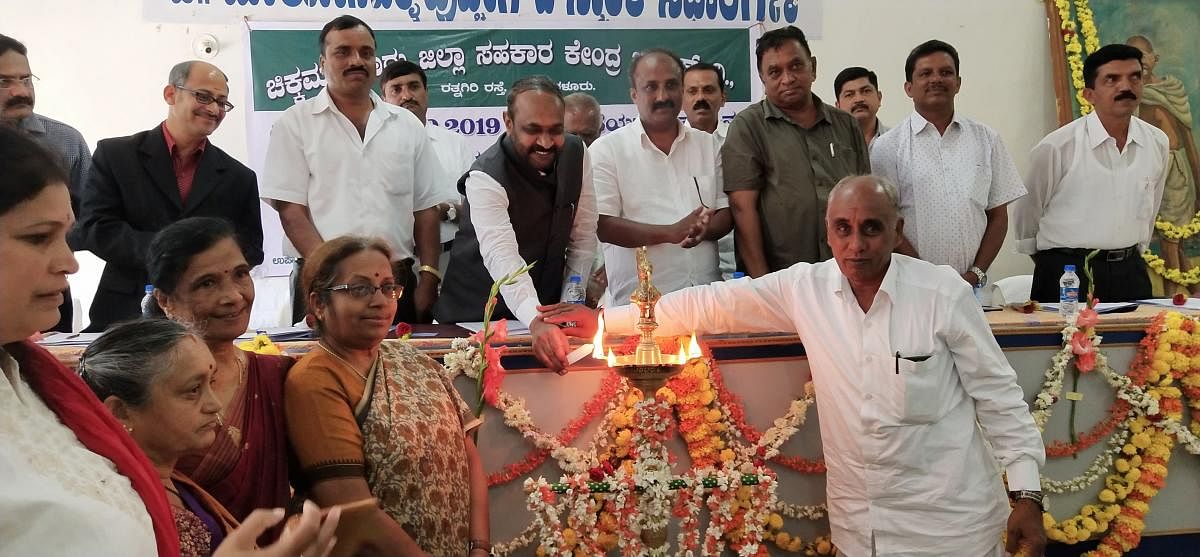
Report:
588,48,730,305
0,34,91,332
76,60,263,331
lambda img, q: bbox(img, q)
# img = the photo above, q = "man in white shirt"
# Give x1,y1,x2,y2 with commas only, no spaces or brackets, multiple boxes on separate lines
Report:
380,59,476,276
542,175,1047,556
1014,44,1169,302
261,16,443,324
682,61,729,145
433,76,598,371
871,40,1026,291
834,66,889,147
682,61,736,280
591,49,731,304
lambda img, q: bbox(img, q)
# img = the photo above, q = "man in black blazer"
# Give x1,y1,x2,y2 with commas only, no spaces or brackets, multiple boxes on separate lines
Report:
76,60,262,331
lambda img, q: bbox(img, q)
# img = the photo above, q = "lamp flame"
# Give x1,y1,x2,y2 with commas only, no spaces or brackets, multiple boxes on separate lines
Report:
675,344,687,363
592,313,606,359
606,349,617,367
687,333,702,359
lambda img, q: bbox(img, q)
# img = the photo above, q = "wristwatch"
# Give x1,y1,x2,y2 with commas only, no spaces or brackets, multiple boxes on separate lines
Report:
1008,489,1044,511
444,204,457,223
969,265,988,288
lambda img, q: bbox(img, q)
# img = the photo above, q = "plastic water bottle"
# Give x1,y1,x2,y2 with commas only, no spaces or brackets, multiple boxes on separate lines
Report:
564,275,586,304
140,284,155,317
1059,265,1080,319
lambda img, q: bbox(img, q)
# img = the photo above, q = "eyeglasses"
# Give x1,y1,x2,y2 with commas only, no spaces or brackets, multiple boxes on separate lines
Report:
327,283,403,300
174,86,235,112
0,75,37,90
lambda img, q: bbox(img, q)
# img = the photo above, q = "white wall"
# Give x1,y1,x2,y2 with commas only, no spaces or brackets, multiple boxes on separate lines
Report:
8,0,1057,323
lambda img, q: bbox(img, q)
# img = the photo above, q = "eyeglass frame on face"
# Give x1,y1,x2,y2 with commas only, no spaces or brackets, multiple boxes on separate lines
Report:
0,74,37,90
326,282,403,301
174,85,235,112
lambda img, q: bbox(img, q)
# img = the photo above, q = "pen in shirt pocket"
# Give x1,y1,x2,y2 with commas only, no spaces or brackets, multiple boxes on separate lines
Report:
894,351,933,374
829,142,835,158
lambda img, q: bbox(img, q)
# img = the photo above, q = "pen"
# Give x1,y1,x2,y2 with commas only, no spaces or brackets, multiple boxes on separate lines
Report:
829,142,835,158
895,351,900,374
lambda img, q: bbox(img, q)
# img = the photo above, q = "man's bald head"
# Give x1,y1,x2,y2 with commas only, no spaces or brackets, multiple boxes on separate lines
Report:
826,175,904,286
564,92,603,146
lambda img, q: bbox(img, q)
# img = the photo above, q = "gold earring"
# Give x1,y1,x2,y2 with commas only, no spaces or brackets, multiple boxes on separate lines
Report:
123,424,133,434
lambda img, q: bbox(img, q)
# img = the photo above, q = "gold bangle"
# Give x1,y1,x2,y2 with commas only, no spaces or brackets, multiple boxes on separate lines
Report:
418,264,443,281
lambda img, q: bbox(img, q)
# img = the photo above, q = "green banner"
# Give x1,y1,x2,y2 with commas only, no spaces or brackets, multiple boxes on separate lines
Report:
250,28,751,111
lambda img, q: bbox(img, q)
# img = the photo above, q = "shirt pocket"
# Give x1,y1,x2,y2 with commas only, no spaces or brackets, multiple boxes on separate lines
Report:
381,156,416,197
691,174,719,209
970,162,992,209
897,353,943,424
1135,177,1156,222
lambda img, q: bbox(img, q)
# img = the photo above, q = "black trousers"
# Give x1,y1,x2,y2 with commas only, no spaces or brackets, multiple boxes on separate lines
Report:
291,258,422,326
1031,247,1151,303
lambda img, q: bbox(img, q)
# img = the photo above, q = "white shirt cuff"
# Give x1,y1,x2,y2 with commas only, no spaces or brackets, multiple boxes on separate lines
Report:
603,305,637,335
1005,458,1042,491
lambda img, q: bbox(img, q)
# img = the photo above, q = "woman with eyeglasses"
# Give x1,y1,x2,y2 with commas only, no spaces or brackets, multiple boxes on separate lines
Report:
145,217,293,528
0,125,332,557
284,236,490,557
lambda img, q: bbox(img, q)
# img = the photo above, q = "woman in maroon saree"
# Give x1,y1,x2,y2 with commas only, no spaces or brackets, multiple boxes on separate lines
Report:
146,217,293,523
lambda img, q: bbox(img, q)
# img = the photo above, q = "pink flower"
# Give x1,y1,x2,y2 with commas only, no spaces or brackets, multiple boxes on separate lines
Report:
1076,307,1099,329
482,345,507,405
1070,331,1096,372
490,319,509,344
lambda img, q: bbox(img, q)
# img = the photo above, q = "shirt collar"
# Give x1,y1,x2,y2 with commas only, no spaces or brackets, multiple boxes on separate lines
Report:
1084,110,1146,149
634,117,687,153
907,110,961,136
309,88,387,118
830,254,899,305
18,113,46,135
161,121,207,156
762,93,833,125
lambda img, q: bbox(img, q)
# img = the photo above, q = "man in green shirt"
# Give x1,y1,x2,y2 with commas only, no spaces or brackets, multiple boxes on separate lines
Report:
722,25,870,276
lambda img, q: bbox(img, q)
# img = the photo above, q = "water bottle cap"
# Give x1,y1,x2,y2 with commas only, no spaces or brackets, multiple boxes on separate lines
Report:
568,275,582,283
732,272,745,279
144,284,154,293
1063,265,1076,272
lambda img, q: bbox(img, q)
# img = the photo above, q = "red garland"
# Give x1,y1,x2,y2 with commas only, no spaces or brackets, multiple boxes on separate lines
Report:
1044,400,1131,458
486,370,624,486
701,343,826,475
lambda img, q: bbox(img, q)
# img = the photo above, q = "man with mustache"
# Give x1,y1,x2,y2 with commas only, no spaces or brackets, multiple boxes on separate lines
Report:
871,40,1026,293
723,26,870,277
682,62,729,144
834,66,888,147
589,48,730,304
0,34,91,332
262,15,443,325
75,60,263,331
380,59,475,276
1014,44,1169,302
434,76,598,371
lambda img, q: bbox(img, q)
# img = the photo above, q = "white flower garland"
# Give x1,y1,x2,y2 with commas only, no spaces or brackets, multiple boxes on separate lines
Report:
1042,418,1131,494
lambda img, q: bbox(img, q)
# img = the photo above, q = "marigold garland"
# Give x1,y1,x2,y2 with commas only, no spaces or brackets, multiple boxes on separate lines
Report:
1040,311,1200,554
1155,211,1200,241
1144,251,1200,287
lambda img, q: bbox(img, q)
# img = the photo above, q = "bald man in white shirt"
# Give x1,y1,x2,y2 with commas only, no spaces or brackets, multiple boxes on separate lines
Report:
542,175,1047,557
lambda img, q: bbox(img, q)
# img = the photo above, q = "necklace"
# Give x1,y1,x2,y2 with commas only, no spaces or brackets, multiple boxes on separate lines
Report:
318,342,372,382
214,350,246,445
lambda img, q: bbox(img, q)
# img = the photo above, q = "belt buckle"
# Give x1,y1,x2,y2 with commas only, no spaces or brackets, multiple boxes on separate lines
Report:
1106,248,1128,262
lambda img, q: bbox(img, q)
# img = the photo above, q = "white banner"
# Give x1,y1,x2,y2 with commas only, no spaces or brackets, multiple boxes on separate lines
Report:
147,0,822,33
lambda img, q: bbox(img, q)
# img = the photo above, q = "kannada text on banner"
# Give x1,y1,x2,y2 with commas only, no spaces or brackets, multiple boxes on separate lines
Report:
250,28,752,112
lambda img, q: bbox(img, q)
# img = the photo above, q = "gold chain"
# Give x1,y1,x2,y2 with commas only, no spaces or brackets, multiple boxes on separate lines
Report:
318,342,372,382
